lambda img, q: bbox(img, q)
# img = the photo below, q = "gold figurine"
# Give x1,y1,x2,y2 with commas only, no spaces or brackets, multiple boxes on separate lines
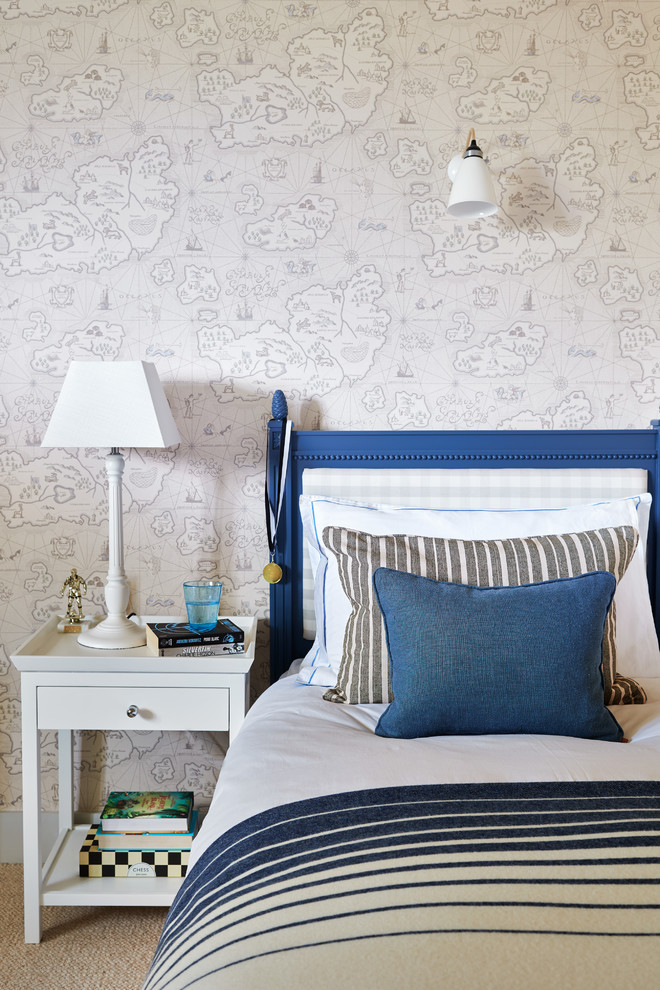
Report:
60,568,87,625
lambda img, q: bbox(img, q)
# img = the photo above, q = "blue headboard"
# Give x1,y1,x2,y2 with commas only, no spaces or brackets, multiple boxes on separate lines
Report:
267,416,660,683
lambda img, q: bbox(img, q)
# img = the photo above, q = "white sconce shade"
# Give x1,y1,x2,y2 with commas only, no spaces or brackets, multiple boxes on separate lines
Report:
447,132,498,219
42,360,180,650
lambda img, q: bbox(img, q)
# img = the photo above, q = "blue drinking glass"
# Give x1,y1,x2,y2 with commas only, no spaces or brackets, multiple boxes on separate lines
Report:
183,580,223,632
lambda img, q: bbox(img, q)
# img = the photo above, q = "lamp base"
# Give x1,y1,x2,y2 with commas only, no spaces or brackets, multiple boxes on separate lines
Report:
78,614,146,650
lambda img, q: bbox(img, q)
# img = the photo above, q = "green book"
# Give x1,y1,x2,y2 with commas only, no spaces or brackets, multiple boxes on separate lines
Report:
100,790,194,833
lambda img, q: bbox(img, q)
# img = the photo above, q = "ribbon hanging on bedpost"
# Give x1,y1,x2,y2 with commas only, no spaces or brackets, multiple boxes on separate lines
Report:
263,390,291,584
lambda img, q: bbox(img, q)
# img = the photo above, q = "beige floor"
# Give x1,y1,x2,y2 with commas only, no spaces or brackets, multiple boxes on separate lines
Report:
0,864,168,990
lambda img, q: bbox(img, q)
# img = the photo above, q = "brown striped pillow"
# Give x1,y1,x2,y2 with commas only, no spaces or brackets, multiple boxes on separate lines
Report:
321,525,645,708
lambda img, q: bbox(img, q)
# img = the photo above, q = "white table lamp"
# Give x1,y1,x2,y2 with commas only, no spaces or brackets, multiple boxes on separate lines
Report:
42,361,180,649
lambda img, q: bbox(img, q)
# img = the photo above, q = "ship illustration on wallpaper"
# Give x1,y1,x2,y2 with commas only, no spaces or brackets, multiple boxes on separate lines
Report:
235,553,253,572
25,429,42,446
22,174,39,192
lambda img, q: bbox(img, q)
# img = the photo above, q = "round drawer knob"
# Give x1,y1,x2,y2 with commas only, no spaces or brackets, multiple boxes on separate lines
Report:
126,704,139,718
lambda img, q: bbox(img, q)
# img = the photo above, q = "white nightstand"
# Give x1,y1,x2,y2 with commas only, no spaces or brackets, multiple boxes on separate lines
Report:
11,613,256,944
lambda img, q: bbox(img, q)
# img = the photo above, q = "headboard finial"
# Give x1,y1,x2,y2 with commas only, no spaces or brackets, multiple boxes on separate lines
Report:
271,390,288,421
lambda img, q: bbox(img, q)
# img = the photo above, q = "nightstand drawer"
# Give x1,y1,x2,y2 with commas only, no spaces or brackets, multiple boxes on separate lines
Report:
37,686,229,731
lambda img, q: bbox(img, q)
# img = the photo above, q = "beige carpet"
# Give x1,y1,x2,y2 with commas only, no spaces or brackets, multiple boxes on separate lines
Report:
0,864,168,990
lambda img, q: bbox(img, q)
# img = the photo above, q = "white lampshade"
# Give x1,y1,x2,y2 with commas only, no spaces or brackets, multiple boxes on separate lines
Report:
42,360,180,449
447,140,498,219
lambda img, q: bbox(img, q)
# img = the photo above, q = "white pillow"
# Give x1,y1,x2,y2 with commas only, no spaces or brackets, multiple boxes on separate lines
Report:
297,492,657,686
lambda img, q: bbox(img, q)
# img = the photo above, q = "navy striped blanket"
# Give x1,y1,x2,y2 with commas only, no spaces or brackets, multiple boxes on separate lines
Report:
142,781,660,990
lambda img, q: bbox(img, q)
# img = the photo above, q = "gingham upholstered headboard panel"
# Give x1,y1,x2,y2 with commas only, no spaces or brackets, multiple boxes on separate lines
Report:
300,466,649,640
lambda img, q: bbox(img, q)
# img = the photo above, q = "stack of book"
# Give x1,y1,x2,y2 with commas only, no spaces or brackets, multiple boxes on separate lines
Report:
145,617,245,657
79,790,196,878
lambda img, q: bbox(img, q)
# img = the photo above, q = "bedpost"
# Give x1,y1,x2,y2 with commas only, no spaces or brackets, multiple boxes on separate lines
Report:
267,392,293,682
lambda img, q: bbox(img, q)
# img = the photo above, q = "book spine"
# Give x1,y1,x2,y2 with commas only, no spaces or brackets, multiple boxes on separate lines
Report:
157,643,245,657
96,810,198,849
152,635,244,647
149,627,244,648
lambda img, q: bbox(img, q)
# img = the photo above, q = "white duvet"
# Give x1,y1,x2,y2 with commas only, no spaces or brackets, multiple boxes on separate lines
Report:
190,667,660,870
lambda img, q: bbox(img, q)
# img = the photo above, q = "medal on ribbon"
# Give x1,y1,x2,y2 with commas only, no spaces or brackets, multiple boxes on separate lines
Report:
264,390,291,584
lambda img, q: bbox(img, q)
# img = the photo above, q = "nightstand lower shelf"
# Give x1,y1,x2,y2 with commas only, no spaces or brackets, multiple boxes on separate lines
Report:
43,824,181,906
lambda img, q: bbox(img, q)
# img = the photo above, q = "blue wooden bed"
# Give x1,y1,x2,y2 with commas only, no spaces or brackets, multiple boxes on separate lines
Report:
143,406,660,990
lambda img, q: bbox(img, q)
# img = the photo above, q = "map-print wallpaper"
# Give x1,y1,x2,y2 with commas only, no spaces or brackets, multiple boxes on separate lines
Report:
1,0,659,817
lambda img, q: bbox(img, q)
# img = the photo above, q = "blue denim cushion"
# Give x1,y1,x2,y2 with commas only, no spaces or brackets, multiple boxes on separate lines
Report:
373,567,622,742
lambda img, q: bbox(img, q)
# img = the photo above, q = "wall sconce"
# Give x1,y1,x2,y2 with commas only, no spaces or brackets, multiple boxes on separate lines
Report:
446,128,498,219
